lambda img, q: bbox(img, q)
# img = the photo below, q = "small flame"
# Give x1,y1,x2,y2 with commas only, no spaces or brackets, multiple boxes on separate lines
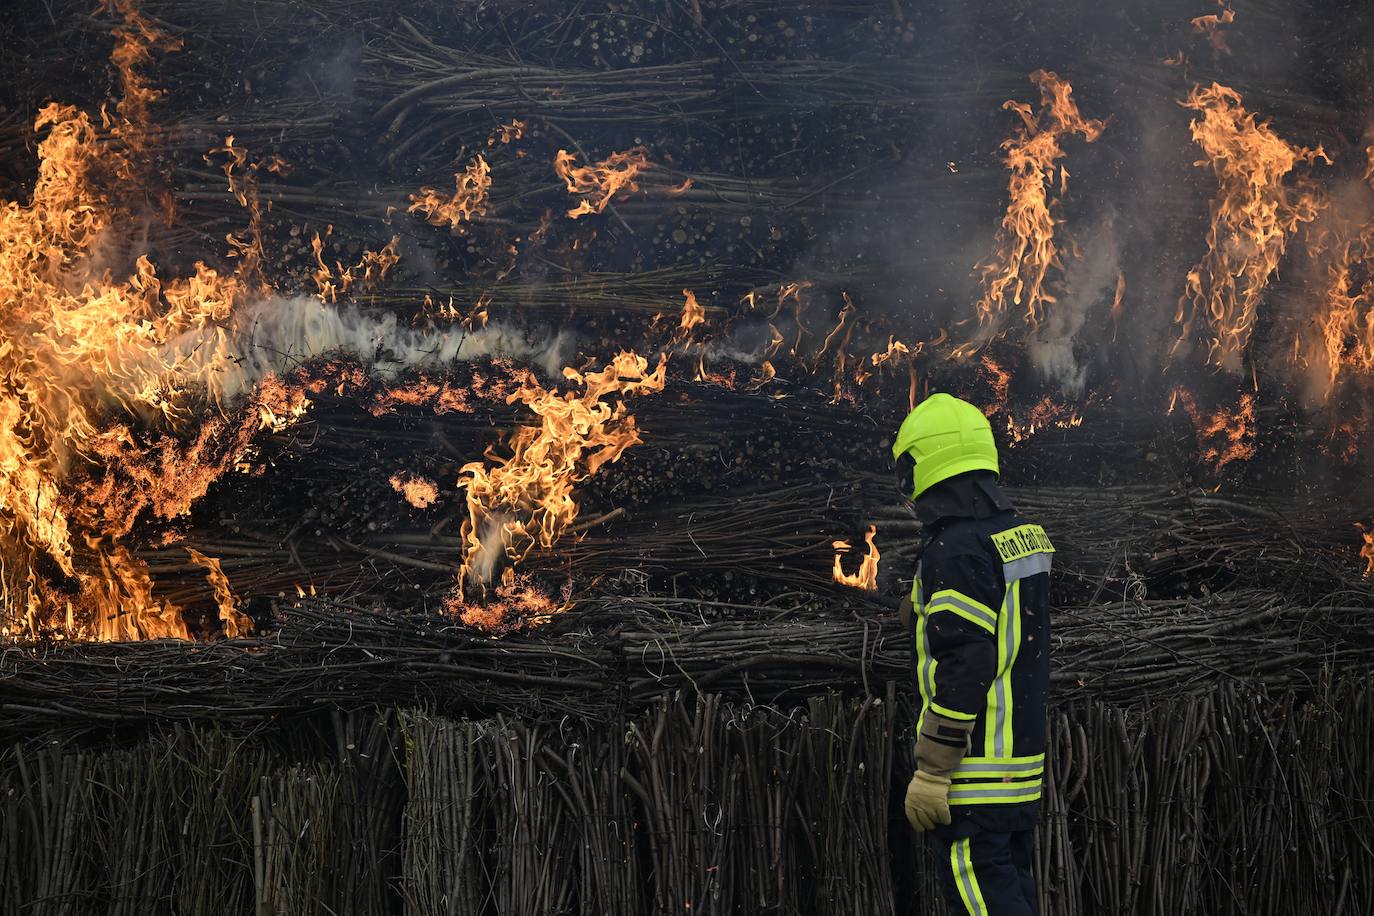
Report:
488,119,525,146
187,548,251,638
554,147,650,218
408,155,492,230
832,525,879,591
1191,1,1236,54
679,288,706,335
1171,387,1257,470
1109,272,1127,342
390,473,440,509
311,229,400,303
1357,522,1374,577
1006,396,1083,445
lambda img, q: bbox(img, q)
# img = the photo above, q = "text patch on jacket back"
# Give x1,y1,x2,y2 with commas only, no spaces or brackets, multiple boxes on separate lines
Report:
989,524,1054,564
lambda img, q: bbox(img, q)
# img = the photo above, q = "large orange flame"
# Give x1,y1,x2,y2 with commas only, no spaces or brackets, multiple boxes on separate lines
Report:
963,71,1104,352
449,351,666,629
1177,84,1328,370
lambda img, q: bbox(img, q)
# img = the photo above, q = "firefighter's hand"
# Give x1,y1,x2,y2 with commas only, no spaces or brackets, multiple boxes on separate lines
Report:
903,770,952,832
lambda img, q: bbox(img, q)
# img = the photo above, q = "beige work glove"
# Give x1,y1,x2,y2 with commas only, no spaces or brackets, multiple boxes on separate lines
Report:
904,711,973,832
904,770,951,832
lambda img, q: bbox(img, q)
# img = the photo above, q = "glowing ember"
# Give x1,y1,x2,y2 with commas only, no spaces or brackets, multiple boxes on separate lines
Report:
1170,387,1257,470
832,525,879,591
1176,83,1328,370
390,473,440,509
409,155,492,230
554,147,650,218
450,351,666,629
963,71,1104,352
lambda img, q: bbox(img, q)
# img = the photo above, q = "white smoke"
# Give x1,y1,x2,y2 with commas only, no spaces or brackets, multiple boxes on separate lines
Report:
1027,213,1121,395
162,295,573,402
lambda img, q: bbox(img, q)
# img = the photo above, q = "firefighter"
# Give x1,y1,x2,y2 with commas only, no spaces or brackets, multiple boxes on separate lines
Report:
893,393,1052,916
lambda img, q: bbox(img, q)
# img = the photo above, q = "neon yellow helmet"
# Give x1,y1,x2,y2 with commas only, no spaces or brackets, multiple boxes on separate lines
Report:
891,393,999,500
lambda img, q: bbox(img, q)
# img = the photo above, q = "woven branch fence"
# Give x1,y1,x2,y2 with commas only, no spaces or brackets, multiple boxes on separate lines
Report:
2,676,1372,916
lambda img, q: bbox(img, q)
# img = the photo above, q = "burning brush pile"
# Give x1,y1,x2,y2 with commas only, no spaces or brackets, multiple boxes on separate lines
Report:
1,0,1374,913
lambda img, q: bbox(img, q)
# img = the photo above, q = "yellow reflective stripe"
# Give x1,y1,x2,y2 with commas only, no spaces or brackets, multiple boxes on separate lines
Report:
949,779,1042,804
951,838,988,915
990,523,1055,563
915,614,935,707
984,579,1020,758
1002,579,1020,755
926,589,997,633
958,753,1045,767
929,701,978,722
954,757,1045,778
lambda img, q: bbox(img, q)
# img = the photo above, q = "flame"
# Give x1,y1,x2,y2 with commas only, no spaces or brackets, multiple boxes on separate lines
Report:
1006,396,1083,445
964,71,1104,351
101,0,181,173
311,229,400,303
0,66,252,637
679,288,706,335
450,351,666,629
554,147,650,218
409,154,492,231
832,525,879,591
1109,272,1127,342
1309,146,1374,397
747,360,777,390
980,356,1013,416
1176,84,1328,370
870,337,912,369
186,548,251,638
390,473,440,509
1191,1,1236,54
1357,522,1374,577
1170,387,1257,470
488,119,525,146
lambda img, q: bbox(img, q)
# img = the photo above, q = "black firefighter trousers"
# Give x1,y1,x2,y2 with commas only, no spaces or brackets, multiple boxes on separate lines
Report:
931,816,1038,916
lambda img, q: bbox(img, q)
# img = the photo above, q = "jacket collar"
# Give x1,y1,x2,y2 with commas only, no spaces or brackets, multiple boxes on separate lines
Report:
911,471,1012,531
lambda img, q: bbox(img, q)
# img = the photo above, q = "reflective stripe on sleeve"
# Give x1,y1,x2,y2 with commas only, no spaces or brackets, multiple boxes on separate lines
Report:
928,701,978,722
926,589,998,634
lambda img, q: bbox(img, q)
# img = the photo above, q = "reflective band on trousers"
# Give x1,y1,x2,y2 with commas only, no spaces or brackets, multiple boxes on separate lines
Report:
951,838,989,915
